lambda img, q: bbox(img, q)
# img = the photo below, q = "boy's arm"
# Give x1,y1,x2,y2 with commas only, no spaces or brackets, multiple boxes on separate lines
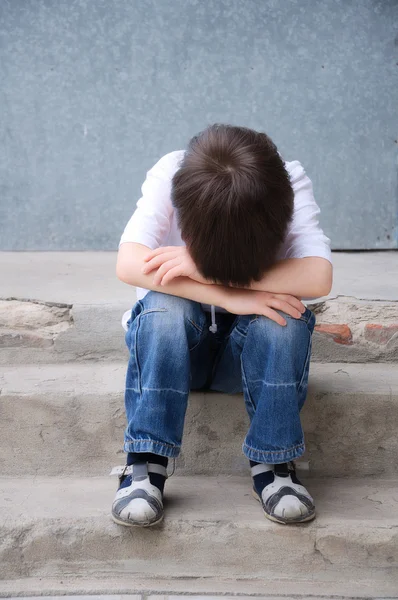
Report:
143,246,332,299
117,243,306,326
249,257,333,299
117,242,227,307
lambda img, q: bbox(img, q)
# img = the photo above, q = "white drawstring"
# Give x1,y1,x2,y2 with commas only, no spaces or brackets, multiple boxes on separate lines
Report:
209,304,218,333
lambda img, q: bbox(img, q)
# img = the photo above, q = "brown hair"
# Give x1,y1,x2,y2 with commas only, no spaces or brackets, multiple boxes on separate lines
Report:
172,124,294,286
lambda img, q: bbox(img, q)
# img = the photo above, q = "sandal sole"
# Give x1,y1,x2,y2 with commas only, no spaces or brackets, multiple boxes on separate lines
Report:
111,511,164,528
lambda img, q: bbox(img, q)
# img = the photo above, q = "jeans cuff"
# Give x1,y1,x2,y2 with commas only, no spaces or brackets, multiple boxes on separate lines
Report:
123,438,181,459
242,441,305,464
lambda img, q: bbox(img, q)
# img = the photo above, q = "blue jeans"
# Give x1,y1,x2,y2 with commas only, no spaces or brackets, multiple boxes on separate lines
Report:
124,291,316,464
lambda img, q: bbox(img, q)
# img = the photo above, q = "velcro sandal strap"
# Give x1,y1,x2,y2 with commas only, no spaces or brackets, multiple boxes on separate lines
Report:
251,463,274,477
110,463,168,479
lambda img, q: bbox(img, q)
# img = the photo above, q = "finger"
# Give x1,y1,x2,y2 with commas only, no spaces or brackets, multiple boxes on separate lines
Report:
275,294,305,312
269,298,302,319
153,258,181,286
261,306,287,326
277,294,306,313
161,265,184,285
142,251,179,274
144,246,183,261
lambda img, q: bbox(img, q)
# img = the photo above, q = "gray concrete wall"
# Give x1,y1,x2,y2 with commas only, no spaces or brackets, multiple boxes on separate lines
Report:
0,0,397,251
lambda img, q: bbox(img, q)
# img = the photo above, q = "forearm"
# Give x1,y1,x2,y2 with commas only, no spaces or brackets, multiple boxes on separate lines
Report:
249,257,333,299
117,242,228,307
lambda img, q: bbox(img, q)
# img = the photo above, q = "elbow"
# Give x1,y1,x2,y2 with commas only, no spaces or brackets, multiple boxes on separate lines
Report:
116,264,138,287
116,262,127,283
116,258,136,286
313,282,332,298
311,263,333,298
116,242,151,286
300,258,332,299
305,284,331,300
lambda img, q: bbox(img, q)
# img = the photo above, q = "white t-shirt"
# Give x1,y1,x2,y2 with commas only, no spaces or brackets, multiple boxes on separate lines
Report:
119,150,331,328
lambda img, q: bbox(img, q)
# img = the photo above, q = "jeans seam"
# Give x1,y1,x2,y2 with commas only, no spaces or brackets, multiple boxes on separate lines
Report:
241,354,256,416
297,333,312,394
189,339,203,352
189,322,206,352
125,300,143,335
125,438,180,450
243,441,304,454
188,314,207,351
300,308,315,325
188,318,203,334
297,312,315,393
134,314,143,394
140,308,167,315
307,311,316,331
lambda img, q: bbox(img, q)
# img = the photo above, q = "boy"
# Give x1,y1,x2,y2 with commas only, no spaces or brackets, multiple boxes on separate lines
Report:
112,124,332,527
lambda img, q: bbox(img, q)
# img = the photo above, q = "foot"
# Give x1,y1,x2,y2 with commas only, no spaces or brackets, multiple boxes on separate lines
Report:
251,462,315,524
110,462,167,527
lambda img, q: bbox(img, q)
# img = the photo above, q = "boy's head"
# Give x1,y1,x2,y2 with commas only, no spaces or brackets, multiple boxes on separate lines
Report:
171,124,294,287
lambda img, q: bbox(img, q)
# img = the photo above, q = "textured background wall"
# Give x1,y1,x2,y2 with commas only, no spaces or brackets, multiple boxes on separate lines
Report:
0,0,397,251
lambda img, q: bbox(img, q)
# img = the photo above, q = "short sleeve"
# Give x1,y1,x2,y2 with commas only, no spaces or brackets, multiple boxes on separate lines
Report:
279,161,332,263
119,151,183,249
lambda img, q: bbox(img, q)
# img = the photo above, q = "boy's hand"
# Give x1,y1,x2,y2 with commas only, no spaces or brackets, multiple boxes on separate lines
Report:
222,288,306,327
142,246,209,286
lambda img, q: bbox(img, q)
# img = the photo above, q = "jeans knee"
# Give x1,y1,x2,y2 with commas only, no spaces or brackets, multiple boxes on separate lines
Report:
127,292,206,351
141,291,203,325
250,308,315,348
242,310,314,386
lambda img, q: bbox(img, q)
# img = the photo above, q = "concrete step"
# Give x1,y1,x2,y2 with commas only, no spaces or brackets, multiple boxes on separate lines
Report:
1,588,397,600
0,252,397,365
5,596,396,600
1,362,398,478
2,593,397,600
0,476,397,597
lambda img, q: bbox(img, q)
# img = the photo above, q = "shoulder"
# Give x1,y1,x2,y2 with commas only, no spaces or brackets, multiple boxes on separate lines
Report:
148,150,185,180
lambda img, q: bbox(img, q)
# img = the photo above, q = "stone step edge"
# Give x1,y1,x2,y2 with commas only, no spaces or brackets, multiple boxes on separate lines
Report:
0,576,397,600
1,573,397,598
1,361,398,396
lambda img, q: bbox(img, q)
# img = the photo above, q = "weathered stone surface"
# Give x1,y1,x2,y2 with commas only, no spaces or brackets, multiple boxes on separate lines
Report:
309,298,398,362
0,476,397,594
0,296,397,364
0,299,72,328
0,362,397,478
0,297,397,363
365,324,398,345
0,303,127,364
0,330,55,348
0,300,72,348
